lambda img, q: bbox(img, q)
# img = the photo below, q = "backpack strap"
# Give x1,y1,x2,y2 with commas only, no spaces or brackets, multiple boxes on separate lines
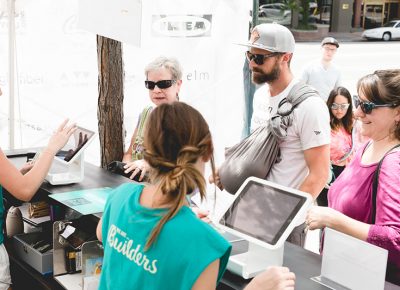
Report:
371,143,400,223
276,82,319,117
131,106,153,161
270,82,319,138
137,106,153,139
287,82,319,108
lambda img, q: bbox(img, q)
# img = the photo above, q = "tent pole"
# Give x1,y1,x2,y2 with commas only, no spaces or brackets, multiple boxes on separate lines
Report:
252,0,259,28
8,0,15,149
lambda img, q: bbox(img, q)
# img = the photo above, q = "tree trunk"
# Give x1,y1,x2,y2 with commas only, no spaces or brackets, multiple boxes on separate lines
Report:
97,35,124,168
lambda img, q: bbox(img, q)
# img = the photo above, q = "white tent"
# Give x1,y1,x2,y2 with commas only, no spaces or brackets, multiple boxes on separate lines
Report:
0,0,251,166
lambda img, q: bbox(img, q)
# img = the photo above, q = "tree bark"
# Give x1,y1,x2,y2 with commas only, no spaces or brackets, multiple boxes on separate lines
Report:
97,35,124,168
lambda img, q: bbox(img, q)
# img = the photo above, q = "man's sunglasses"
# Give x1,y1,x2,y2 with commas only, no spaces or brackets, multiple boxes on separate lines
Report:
145,80,176,90
245,51,280,65
354,96,398,114
331,103,350,110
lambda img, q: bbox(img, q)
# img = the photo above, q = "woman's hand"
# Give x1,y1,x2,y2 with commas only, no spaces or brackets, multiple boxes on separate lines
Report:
46,119,77,154
191,206,211,223
124,159,149,181
245,266,295,290
306,206,339,230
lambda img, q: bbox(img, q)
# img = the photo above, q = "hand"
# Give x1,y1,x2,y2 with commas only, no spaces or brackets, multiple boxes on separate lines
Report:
246,266,295,290
46,119,77,154
209,168,224,191
124,159,148,181
306,206,338,230
20,161,34,175
191,206,211,223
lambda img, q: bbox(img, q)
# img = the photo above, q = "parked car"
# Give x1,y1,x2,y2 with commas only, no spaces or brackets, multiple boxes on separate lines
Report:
362,20,400,41
259,3,290,18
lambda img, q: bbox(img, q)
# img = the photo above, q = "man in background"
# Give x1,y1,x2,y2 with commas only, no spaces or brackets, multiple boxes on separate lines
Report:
300,37,342,102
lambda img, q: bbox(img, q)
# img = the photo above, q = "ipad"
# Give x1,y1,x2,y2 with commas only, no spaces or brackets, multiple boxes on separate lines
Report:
54,126,96,164
218,177,312,249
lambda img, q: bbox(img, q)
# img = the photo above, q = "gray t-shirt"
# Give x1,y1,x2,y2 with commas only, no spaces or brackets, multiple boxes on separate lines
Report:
300,61,342,102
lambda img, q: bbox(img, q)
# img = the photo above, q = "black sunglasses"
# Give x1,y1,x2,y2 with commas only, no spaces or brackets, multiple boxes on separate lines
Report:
145,80,176,90
245,51,280,65
354,96,398,114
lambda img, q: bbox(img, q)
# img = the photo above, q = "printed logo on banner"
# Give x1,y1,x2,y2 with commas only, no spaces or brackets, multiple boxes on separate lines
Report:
151,15,212,37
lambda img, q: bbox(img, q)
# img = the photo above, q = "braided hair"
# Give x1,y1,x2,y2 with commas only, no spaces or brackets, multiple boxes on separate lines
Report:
143,102,216,250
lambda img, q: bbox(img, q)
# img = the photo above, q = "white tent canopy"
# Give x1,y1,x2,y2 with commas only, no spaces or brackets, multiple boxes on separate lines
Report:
1,0,251,166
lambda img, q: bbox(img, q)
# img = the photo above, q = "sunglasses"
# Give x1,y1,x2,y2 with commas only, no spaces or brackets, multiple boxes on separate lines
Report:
245,51,280,65
354,96,398,114
331,103,350,111
145,80,176,90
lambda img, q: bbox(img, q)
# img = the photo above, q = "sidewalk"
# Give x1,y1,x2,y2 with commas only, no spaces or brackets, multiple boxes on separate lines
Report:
290,26,364,43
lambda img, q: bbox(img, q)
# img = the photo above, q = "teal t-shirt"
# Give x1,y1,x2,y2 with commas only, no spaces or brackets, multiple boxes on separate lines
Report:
0,186,4,245
99,183,231,290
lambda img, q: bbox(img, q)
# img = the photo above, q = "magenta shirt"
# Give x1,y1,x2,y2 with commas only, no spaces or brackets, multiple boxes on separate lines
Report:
328,142,400,284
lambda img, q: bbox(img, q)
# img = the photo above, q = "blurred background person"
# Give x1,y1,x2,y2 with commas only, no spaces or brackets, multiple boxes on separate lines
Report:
317,87,355,207
300,37,342,102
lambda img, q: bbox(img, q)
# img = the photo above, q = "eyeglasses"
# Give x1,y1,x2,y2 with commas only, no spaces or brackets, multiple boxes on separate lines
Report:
331,103,350,111
245,51,280,65
354,96,398,114
145,80,176,90
323,46,337,52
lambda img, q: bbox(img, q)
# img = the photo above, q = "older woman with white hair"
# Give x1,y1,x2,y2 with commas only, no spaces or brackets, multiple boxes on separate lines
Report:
122,56,183,181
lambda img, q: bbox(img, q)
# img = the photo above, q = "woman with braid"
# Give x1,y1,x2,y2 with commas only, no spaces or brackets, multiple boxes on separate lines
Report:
97,102,296,290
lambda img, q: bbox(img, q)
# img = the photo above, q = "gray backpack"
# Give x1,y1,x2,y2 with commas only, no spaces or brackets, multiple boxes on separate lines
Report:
219,82,319,194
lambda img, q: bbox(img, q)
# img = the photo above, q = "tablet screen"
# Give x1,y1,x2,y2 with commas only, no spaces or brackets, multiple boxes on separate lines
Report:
55,127,95,163
220,180,307,245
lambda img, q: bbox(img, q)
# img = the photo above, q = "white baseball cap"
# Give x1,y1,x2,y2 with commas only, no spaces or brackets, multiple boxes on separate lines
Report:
321,37,339,48
239,23,295,53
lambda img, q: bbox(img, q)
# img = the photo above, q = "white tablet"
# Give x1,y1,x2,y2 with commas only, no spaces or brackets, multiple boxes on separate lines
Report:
217,176,312,250
53,126,96,165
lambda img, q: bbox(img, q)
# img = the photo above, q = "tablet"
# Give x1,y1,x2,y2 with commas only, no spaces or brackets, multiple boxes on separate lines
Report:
54,126,96,164
218,177,312,249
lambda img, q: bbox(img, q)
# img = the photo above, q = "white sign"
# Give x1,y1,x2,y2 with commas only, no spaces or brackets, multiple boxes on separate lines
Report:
312,227,388,290
78,0,142,46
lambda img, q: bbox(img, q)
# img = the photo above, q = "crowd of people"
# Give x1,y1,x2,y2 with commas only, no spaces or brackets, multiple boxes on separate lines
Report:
0,21,399,290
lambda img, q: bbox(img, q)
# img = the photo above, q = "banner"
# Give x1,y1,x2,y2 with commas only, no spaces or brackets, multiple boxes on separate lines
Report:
122,0,250,164
77,0,250,163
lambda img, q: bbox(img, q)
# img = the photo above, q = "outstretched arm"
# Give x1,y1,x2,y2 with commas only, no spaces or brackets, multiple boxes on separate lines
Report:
306,206,370,241
0,120,76,201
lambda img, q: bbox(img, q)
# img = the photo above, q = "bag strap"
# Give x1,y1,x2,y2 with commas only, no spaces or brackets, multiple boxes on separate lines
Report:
371,143,400,223
275,82,319,117
286,82,319,108
137,106,153,139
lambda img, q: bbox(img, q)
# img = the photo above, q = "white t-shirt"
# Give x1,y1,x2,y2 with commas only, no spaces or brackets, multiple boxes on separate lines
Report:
251,79,330,190
300,60,342,102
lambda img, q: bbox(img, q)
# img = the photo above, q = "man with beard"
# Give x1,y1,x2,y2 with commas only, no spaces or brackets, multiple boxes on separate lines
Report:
243,23,330,247
300,37,342,102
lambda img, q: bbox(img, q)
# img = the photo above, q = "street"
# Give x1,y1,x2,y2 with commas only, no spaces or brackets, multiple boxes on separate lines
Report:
292,41,400,95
